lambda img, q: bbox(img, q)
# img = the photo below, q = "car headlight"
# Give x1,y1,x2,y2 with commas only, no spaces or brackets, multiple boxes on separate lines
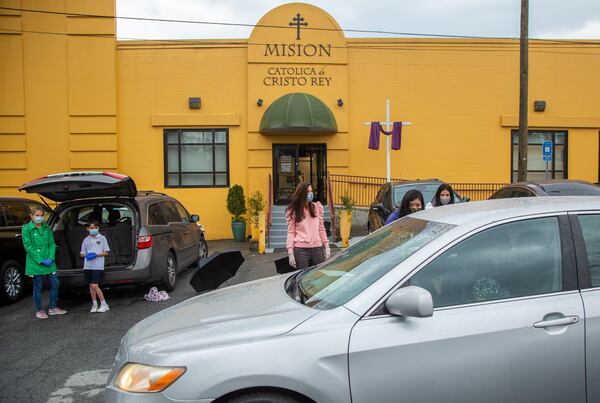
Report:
114,363,186,393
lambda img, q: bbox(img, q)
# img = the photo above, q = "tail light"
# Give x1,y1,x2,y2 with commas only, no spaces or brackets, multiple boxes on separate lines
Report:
103,172,128,180
138,235,153,249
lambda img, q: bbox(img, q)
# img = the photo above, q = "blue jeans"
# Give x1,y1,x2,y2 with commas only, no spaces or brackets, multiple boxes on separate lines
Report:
32,273,60,311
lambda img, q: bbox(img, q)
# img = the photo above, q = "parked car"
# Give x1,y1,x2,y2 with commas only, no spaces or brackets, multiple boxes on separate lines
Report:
489,179,600,199
0,198,52,303
367,179,465,232
19,172,208,292
105,197,600,403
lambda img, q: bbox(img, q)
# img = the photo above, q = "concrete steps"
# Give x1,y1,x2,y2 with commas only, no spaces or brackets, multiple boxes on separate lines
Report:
268,204,334,249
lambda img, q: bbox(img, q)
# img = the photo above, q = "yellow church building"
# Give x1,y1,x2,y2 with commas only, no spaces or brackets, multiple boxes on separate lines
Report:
1,0,600,239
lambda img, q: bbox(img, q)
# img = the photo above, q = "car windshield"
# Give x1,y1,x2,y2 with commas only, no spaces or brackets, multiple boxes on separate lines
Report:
541,183,600,196
290,217,455,310
392,183,462,207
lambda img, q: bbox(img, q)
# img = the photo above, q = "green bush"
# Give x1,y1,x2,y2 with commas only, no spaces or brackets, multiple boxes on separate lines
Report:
340,194,355,212
227,184,247,222
247,191,266,225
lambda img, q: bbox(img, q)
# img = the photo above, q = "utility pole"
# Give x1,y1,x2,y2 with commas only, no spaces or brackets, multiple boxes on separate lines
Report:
517,0,529,181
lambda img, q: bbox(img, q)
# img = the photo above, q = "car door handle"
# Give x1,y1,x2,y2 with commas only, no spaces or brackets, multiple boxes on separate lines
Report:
534,316,579,328
184,231,190,235
15,234,22,238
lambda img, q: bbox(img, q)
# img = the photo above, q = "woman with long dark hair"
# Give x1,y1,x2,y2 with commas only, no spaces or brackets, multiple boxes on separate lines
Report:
286,182,330,269
384,189,425,225
427,183,456,209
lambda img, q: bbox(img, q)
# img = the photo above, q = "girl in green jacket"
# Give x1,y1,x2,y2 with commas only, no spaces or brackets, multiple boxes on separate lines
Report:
22,206,67,319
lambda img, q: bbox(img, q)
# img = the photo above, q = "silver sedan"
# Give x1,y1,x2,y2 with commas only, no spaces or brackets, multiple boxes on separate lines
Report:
105,197,600,403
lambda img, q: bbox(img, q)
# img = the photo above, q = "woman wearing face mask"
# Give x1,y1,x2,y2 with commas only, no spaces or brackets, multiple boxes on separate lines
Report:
384,189,425,225
286,182,330,270
426,183,456,209
22,206,67,319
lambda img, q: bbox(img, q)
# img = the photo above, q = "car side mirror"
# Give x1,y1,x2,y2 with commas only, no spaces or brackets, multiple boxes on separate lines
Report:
385,286,433,318
190,214,200,223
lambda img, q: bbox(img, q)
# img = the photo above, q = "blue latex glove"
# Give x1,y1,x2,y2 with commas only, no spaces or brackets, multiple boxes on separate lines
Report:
41,259,53,267
85,252,97,261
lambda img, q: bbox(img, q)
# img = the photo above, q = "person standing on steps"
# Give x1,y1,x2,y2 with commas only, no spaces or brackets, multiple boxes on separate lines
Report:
286,182,331,270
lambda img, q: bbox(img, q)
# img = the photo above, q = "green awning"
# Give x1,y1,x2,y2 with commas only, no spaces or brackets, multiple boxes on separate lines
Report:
259,93,337,134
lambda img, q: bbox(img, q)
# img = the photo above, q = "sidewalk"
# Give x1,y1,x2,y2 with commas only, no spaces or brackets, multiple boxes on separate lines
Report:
206,240,289,287
205,237,360,288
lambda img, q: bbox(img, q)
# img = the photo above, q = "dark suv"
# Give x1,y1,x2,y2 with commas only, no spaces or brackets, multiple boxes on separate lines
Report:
367,180,465,232
0,198,52,303
19,172,208,293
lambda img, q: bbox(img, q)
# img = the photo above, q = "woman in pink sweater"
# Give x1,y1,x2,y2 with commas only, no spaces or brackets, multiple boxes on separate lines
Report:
286,182,331,269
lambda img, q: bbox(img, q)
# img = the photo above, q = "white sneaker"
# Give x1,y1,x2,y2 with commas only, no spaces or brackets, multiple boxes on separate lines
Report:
90,304,98,313
97,303,109,313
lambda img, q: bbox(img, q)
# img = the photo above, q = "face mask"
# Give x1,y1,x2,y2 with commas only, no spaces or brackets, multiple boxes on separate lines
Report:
440,196,451,205
410,207,421,213
307,192,314,202
89,228,99,236
32,216,44,224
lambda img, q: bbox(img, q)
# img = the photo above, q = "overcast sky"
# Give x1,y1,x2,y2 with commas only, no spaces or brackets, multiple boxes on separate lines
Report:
116,0,600,40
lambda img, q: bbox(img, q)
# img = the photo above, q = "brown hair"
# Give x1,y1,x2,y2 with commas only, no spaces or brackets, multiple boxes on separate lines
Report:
87,220,100,228
286,182,316,223
29,206,45,215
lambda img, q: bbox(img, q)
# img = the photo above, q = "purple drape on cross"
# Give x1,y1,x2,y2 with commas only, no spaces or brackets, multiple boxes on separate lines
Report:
368,121,403,150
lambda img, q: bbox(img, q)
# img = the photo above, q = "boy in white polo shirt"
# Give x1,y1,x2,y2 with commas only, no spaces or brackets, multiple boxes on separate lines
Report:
80,220,110,313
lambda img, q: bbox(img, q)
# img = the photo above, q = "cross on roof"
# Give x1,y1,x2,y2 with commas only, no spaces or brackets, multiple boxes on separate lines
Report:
289,13,308,40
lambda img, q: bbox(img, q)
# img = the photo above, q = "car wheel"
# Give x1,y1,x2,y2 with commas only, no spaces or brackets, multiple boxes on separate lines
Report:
199,239,208,260
226,392,302,403
163,253,177,292
189,239,209,268
1,260,24,304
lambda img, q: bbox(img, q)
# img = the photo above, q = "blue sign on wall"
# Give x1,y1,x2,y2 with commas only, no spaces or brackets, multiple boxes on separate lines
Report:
543,141,553,162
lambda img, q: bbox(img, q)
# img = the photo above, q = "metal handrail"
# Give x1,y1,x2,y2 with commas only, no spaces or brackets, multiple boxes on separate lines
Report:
267,173,273,248
328,173,509,206
326,174,338,242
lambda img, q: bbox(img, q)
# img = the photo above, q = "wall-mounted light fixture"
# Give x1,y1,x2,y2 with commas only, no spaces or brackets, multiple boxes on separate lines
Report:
188,97,201,109
534,100,546,112
257,98,264,107
337,98,344,107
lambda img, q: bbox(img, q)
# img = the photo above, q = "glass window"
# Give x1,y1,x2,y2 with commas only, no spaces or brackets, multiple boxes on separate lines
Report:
392,183,462,207
160,201,181,223
541,183,600,196
148,203,167,225
4,202,30,226
0,204,7,227
174,202,190,223
164,129,229,188
290,217,456,310
578,215,600,287
410,217,563,308
511,130,567,182
510,188,535,198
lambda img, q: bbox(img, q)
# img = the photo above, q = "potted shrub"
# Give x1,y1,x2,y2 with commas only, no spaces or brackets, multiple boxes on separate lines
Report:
227,184,247,242
339,194,354,248
247,191,266,242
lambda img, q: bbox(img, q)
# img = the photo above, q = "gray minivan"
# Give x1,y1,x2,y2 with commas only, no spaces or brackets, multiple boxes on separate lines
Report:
19,172,207,291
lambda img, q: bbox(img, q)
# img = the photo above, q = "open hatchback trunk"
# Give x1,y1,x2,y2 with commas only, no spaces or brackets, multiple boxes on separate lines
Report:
19,171,137,202
20,172,138,272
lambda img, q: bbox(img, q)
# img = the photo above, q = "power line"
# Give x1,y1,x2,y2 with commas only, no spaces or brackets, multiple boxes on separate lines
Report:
3,28,599,57
1,5,599,46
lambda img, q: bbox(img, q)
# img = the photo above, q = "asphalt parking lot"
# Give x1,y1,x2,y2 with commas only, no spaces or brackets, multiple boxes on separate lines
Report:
0,241,288,403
